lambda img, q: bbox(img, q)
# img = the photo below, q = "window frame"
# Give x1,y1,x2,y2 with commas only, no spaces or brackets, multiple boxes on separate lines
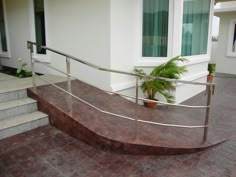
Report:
0,0,10,58
135,0,174,66
181,0,214,60
135,0,214,66
226,19,236,58
29,0,50,63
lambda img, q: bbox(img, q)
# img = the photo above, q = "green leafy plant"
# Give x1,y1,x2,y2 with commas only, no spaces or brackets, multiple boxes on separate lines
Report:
208,63,216,76
134,56,187,103
16,58,32,78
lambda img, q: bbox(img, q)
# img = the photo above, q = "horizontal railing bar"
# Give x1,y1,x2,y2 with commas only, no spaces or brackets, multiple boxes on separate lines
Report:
33,58,209,109
33,73,207,129
40,46,139,77
33,58,100,87
28,41,214,87
106,92,209,109
33,59,72,77
138,119,206,128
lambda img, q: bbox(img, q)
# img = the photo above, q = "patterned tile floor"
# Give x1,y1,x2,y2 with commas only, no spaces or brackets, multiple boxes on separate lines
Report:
0,125,235,177
0,75,236,177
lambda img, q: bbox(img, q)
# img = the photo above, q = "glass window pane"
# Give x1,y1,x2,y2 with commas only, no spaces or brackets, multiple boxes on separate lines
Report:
181,0,210,56
0,0,7,52
34,0,46,54
232,24,236,52
142,0,169,57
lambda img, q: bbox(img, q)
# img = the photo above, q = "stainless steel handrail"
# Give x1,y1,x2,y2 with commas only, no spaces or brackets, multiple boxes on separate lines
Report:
27,41,215,141
44,46,214,86
33,58,209,109
28,41,214,87
33,73,207,129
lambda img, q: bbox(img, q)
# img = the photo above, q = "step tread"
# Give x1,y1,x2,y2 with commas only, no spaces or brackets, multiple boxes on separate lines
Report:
0,75,67,94
0,98,36,110
0,111,48,130
0,73,18,82
0,89,27,103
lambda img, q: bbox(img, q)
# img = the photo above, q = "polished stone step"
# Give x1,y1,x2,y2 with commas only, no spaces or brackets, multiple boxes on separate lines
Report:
0,72,17,82
0,74,67,93
0,98,37,120
0,111,48,140
0,89,27,103
0,73,61,139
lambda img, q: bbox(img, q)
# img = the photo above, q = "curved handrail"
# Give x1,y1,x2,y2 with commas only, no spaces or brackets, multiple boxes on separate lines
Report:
33,73,207,129
33,58,209,108
27,41,214,141
27,41,215,87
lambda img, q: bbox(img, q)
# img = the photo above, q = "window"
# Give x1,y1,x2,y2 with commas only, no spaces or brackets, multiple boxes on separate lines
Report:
142,0,169,57
0,0,7,52
227,19,236,57
34,0,46,54
181,0,211,56
232,24,236,52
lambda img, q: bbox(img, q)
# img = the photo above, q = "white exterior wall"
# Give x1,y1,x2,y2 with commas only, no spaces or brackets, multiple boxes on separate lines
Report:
0,0,31,69
213,12,236,75
1,0,111,90
45,0,111,90
1,0,214,103
110,0,136,91
110,0,212,103
210,41,218,63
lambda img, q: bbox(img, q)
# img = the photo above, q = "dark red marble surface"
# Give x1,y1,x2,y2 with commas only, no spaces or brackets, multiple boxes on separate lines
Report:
27,76,236,155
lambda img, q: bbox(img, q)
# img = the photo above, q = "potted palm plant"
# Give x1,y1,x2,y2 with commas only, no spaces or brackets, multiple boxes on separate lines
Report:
134,56,187,108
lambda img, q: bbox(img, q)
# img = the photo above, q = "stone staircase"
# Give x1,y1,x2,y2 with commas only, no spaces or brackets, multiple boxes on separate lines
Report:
0,89,49,140
0,72,66,140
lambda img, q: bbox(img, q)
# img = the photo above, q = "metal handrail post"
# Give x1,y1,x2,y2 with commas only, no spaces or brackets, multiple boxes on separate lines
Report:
203,85,213,141
66,57,71,93
135,77,139,104
27,42,36,90
66,57,72,113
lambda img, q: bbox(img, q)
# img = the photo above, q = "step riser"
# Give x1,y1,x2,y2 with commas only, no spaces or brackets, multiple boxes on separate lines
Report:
0,103,37,120
0,117,49,140
0,90,27,103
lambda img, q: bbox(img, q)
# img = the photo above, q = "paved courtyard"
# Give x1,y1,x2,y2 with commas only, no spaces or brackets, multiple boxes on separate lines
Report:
0,75,235,177
0,125,235,177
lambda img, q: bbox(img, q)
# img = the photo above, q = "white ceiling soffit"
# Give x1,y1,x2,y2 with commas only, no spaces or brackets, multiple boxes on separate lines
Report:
215,0,236,3
214,1,236,13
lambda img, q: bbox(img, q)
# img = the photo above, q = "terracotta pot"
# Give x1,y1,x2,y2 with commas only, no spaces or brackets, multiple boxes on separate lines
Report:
143,99,158,109
207,75,214,82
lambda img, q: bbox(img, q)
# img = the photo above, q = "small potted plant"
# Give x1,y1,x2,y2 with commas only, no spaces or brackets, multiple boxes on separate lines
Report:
16,58,32,78
134,56,187,108
207,63,216,82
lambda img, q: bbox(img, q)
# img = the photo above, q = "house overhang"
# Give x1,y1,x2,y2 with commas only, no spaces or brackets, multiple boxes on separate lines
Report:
215,0,235,3
214,1,236,15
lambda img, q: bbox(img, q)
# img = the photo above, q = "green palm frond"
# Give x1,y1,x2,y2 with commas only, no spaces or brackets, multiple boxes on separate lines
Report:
159,90,175,103
133,56,188,103
151,56,187,79
133,68,146,76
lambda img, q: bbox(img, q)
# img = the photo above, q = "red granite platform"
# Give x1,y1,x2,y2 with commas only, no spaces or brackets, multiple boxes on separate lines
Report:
27,77,236,155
